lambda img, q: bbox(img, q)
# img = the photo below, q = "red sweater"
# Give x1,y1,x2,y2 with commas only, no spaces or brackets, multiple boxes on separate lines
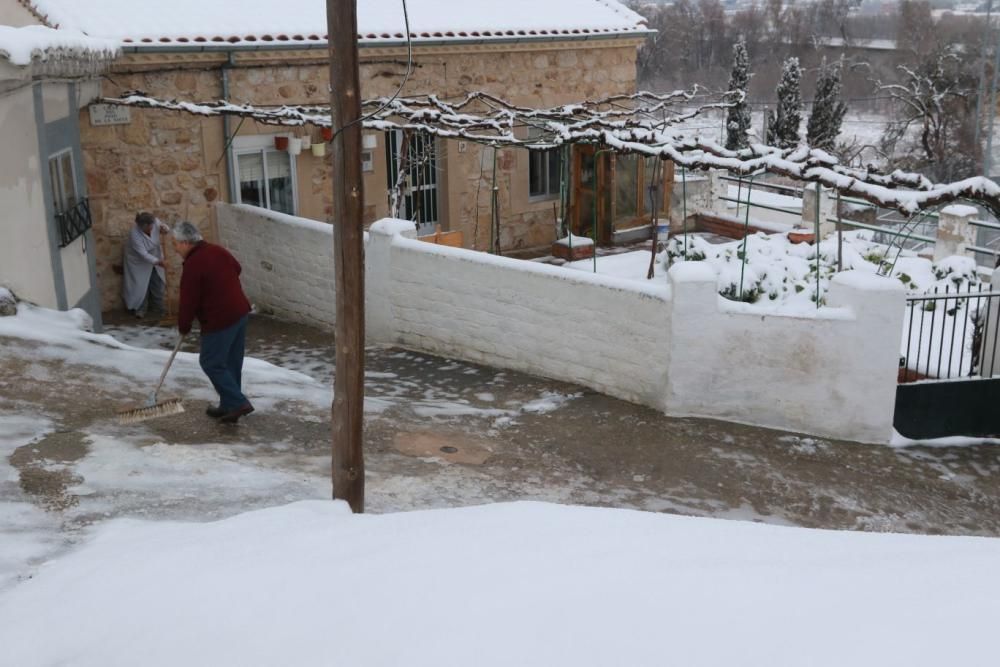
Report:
178,242,251,335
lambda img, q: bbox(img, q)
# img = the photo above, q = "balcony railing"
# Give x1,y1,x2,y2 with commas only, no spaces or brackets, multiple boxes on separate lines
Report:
55,197,92,247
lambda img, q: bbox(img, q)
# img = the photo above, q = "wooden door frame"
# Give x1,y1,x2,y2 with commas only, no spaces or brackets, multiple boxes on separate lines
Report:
572,150,676,242
570,145,613,245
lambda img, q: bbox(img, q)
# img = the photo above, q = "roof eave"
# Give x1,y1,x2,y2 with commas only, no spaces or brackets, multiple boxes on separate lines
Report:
118,29,655,55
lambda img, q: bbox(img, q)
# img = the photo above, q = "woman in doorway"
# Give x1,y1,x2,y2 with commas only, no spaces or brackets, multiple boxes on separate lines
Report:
122,212,169,318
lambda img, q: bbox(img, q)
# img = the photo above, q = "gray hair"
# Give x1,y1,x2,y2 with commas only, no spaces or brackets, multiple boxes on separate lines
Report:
172,221,203,243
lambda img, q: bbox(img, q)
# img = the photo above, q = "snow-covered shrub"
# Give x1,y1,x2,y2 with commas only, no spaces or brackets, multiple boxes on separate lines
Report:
662,229,986,309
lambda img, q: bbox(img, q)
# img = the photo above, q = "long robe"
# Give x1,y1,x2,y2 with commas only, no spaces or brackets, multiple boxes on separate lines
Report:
122,220,167,311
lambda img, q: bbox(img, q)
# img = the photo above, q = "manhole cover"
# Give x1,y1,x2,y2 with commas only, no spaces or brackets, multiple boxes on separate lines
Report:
393,432,492,464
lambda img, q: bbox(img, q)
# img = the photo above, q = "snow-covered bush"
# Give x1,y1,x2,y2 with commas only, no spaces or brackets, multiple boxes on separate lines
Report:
663,230,985,309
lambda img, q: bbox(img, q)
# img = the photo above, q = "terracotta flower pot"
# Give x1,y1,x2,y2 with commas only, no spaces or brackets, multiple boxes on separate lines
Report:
321,127,334,141
274,136,289,151
787,229,815,244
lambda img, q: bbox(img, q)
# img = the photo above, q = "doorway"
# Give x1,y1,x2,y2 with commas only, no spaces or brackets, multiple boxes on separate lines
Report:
570,148,673,245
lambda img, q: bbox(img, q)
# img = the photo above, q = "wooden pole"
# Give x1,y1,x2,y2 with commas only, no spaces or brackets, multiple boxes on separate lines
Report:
327,0,365,513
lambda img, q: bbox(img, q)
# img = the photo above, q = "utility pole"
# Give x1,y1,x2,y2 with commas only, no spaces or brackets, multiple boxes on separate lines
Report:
327,0,365,513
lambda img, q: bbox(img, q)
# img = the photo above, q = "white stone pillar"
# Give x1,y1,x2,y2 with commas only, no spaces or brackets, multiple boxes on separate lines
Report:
978,269,1000,377
707,170,729,216
824,271,907,443
934,204,978,262
365,218,416,344
801,184,835,238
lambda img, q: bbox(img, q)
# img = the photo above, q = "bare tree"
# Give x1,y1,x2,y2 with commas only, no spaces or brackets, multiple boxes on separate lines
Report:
878,47,981,181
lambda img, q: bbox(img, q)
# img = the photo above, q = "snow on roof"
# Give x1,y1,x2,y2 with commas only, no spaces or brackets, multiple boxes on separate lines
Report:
0,24,119,66
22,0,650,49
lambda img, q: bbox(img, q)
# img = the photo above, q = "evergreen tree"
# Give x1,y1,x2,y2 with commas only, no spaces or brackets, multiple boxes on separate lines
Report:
807,58,848,151
725,37,752,151
767,57,802,149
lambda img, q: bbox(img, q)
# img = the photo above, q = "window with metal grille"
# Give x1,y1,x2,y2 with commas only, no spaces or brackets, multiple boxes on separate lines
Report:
48,150,91,247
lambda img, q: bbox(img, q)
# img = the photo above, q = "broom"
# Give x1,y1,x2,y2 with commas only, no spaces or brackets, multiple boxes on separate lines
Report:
158,215,178,327
157,262,177,328
118,335,186,424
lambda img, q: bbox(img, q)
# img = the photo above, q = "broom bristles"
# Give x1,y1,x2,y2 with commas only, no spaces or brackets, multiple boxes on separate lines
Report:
117,398,185,425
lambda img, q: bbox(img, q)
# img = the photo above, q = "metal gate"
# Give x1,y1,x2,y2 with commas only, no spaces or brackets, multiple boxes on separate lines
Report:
386,130,439,236
894,286,1000,439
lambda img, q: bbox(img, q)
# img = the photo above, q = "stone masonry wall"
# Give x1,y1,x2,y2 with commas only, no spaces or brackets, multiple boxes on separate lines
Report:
81,41,640,311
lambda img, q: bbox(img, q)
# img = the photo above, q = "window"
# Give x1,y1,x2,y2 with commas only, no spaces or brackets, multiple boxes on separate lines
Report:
48,149,91,247
233,137,296,215
529,146,563,199
49,150,78,214
528,128,563,199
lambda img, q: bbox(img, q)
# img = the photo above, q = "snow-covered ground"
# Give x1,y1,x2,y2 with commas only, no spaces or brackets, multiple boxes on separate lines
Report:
3,300,1000,665
1,500,998,666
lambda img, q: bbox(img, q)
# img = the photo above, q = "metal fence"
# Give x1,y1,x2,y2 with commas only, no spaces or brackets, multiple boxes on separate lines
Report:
900,286,1000,382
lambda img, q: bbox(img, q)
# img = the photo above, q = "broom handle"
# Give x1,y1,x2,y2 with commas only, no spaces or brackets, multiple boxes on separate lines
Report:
153,335,185,400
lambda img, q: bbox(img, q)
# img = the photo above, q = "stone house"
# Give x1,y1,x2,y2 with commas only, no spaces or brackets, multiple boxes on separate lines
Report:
3,0,654,313
0,23,118,327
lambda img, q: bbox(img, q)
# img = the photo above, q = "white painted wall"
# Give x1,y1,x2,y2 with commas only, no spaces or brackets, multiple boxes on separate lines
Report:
371,223,673,409
218,204,906,443
216,203,338,330
0,3,39,27
0,83,57,308
665,263,905,444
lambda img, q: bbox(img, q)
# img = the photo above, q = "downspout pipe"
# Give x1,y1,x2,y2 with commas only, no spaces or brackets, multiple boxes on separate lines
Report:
222,52,235,203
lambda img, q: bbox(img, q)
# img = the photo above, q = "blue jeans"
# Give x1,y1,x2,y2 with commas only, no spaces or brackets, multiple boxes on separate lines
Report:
199,315,249,411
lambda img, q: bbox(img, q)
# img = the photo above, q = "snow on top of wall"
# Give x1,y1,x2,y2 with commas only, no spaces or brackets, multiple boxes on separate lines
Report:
0,24,119,66
554,233,595,247
940,204,979,218
830,269,904,293
23,0,649,48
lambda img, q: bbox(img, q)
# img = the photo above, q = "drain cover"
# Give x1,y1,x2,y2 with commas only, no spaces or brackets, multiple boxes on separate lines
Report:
439,446,459,454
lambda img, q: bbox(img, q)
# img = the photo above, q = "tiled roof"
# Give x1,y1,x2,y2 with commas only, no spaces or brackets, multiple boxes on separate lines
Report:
21,0,650,48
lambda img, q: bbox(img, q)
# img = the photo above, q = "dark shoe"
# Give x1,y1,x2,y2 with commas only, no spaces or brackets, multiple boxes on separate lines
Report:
206,405,226,419
219,403,254,424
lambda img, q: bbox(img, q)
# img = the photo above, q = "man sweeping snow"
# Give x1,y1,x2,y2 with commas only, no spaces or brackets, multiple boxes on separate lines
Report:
172,221,254,424
122,212,168,318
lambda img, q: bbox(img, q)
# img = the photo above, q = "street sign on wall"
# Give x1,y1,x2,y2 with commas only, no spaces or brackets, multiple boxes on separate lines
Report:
88,104,131,126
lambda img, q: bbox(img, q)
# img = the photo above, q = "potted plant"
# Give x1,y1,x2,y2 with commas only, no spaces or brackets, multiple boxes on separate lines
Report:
288,137,303,155
311,142,327,157
321,127,334,141
299,133,312,149
274,135,289,151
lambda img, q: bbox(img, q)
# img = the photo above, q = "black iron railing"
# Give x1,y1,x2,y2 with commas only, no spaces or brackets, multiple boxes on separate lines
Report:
55,197,92,247
900,285,1000,382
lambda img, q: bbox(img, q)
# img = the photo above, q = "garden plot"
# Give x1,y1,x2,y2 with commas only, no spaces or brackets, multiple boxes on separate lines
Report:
567,230,991,378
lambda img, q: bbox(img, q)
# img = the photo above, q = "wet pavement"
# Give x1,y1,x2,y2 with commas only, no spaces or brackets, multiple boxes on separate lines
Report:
101,313,1000,533
2,308,1000,589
